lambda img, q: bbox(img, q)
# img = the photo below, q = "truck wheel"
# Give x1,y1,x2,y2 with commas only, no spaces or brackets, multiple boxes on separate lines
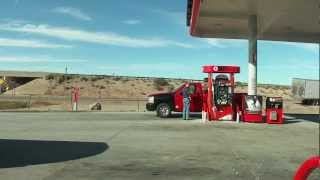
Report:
156,103,171,118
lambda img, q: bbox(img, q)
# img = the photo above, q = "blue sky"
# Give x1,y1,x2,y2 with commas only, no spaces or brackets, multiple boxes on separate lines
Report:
0,0,318,85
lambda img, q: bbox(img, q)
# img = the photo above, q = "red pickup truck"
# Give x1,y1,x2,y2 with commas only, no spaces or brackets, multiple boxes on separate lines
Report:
146,82,205,117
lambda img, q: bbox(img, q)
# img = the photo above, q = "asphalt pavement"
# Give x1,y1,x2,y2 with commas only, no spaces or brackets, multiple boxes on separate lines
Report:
0,112,318,180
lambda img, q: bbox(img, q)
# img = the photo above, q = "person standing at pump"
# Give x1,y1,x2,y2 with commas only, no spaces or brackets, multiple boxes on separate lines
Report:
182,83,191,120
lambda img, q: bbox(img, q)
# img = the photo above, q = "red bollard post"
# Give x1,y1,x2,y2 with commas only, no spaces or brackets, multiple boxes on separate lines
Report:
293,156,320,180
71,87,79,112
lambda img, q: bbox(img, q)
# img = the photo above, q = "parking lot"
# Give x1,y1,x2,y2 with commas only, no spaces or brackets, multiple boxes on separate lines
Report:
0,112,318,180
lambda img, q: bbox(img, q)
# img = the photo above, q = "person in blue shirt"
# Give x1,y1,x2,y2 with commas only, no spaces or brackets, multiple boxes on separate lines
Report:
182,83,191,120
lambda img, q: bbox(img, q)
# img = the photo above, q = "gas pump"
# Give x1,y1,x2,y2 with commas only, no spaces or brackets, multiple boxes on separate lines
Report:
202,65,240,121
265,97,283,124
241,95,263,123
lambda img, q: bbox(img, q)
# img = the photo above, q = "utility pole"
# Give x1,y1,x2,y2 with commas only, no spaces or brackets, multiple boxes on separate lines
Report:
65,65,68,74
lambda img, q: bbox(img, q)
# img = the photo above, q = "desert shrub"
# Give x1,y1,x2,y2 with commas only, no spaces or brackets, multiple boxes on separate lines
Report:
156,86,164,91
236,81,247,87
64,86,71,90
270,86,278,90
90,75,104,82
57,76,65,84
100,85,106,89
121,78,130,83
64,75,73,81
44,90,52,95
167,84,175,92
80,77,89,81
153,78,169,91
31,101,58,107
113,77,121,81
56,75,73,84
98,76,105,80
90,76,99,82
154,78,169,86
131,84,135,87
45,74,55,80
0,101,28,110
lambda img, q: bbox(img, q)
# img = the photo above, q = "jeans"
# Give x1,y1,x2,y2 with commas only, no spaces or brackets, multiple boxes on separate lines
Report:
183,98,190,120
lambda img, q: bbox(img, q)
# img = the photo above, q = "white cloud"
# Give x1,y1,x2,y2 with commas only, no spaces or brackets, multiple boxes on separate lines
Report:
0,22,193,48
123,19,141,25
263,58,319,71
0,56,87,63
205,39,226,48
204,38,246,48
53,7,92,21
0,38,72,48
151,9,185,26
276,42,318,52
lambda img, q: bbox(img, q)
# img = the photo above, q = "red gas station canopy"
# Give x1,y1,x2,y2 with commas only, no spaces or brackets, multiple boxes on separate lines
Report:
187,0,320,43
202,65,240,74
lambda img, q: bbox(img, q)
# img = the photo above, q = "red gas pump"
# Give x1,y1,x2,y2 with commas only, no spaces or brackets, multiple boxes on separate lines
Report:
265,97,283,124
241,95,263,123
202,65,240,121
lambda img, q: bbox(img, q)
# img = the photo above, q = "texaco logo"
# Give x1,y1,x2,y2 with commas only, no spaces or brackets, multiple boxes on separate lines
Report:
213,66,218,71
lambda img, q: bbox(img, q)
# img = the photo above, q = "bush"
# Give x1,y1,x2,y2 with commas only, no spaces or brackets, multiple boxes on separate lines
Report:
236,81,247,87
91,76,104,82
45,74,55,80
113,77,121,81
153,78,169,91
90,76,98,82
80,77,89,81
156,86,164,91
168,84,175,92
64,75,73,81
154,78,169,86
57,76,65,84
0,101,28,110
121,78,130,83
56,75,73,84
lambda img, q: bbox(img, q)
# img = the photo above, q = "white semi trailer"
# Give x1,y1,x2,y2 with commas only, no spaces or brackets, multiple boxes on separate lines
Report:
292,78,319,105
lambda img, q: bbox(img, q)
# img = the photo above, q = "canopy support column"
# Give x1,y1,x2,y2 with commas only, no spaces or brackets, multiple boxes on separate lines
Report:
248,15,257,95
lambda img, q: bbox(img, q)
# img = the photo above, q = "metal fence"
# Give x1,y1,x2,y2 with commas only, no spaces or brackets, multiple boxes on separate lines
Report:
0,95,147,112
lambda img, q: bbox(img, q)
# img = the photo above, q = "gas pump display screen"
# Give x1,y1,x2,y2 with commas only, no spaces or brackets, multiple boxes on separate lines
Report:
266,97,283,109
244,95,262,113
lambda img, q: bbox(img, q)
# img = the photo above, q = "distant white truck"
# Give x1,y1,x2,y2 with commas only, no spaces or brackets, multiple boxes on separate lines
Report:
292,78,319,105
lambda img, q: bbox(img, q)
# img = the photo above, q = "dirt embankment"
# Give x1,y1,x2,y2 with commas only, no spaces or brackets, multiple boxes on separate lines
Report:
3,74,317,114
4,75,293,99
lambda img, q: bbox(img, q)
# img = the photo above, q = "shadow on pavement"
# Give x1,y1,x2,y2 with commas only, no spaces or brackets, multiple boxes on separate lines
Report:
284,113,320,124
170,113,202,119
0,139,108,168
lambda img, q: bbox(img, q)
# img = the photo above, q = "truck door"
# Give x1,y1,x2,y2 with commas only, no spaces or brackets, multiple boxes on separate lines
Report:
174,83,202,112
188,84,196,112
191,84,203,112
174,85,184,112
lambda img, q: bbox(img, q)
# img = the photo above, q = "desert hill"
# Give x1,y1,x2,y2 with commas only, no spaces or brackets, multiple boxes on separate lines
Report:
4,74,292,99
